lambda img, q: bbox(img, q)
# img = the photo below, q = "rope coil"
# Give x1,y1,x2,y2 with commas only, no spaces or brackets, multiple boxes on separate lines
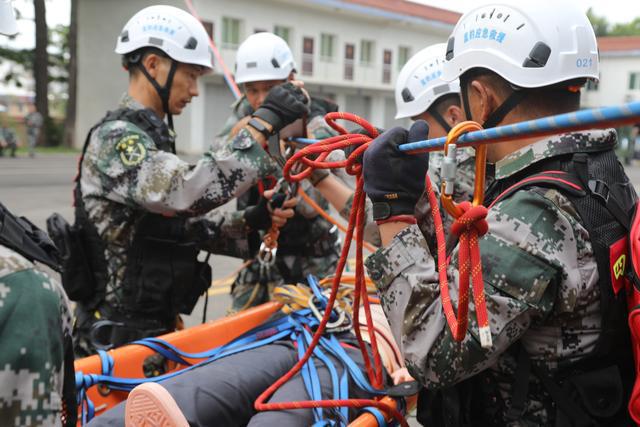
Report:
257,112,407,426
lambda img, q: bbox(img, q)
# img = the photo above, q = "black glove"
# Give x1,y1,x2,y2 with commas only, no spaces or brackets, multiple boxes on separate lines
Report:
252,82,309,134
363,120,430,221
343,126,386,163
243,193,287,231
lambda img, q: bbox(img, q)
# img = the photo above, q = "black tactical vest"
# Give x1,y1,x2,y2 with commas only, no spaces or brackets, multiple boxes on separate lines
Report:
75,108,210,319
417,143,637,427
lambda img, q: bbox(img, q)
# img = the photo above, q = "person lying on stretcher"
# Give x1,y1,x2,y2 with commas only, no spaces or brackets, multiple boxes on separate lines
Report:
87,279,415,427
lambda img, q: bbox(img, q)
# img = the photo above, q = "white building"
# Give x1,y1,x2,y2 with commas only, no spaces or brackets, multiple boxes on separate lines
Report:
76,0,460,153
582,36,640,109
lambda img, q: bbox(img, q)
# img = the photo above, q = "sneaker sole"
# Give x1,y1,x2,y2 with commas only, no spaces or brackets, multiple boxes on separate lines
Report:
125,382,189,427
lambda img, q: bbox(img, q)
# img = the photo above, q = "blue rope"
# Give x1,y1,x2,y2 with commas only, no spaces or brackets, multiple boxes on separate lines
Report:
290,100,640,153
399,100,640,152
361,407,388,427
76,276,393,426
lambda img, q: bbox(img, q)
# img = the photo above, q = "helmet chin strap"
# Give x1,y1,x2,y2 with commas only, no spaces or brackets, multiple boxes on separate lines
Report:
460,77,527,129
137,59,179,138
429,108,452,133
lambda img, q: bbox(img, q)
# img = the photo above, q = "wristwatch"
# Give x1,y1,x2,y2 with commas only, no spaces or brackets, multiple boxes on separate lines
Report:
247,117,272,139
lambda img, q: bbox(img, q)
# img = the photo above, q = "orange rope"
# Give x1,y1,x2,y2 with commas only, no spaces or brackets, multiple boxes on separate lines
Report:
298,187,378,253
255,112,407,426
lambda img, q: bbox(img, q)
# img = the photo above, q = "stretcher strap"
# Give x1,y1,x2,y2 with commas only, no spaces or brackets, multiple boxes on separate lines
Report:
75,304,392,426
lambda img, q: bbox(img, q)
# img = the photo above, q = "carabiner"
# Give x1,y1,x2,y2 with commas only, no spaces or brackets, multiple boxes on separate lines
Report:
440,121,487,219
257,241,277,267
308,294,348,331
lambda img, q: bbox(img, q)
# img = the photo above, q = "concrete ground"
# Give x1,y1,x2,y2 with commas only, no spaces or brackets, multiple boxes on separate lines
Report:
1,152,639,426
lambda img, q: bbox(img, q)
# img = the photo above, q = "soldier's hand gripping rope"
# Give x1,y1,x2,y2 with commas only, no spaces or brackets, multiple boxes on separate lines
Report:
256,179,298,276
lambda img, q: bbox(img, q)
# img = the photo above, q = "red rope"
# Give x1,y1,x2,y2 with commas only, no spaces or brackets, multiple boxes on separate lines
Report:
255,112,407,426
425,174,491,346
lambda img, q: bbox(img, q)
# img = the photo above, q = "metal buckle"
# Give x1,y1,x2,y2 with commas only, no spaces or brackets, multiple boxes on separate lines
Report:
89,319,124,351
308,294,350,333
257,242,277,267
588,179,610,203
441,143,458,197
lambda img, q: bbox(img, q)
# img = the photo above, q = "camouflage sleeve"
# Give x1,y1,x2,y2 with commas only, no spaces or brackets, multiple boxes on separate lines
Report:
297,180,324,219
324,148,356,190
0,247,73,426
365,188,584,388
339,192,380,246
85,120,278,216
307,115,336,141
187,208,252,259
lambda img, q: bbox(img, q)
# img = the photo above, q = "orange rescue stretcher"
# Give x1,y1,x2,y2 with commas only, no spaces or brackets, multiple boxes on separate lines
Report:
75,302,416,426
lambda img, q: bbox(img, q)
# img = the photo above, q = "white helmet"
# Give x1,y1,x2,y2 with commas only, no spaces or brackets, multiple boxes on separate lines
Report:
441,0,599,88
235,32,296,84
0,0,17,36
395,43,461,120
115,5,213,70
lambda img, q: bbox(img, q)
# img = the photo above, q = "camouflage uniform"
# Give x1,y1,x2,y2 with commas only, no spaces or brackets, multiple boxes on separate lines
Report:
218,96,342,313
74,94,278,355
0,245,74,426
365,130,624,425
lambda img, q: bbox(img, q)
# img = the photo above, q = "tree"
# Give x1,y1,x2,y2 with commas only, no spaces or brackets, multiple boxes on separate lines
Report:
611,17,640,36
33,0,49,146
587,8,640,37
63,0,76,147
586,8,610,37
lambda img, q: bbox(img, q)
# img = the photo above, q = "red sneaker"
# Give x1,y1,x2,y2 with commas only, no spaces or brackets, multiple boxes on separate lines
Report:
125,382,189,427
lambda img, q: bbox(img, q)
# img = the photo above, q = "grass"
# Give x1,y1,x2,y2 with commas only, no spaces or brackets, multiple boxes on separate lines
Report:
13,145,80,155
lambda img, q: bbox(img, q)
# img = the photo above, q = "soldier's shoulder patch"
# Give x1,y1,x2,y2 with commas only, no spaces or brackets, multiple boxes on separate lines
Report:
115,133,147,166
231,127,255,151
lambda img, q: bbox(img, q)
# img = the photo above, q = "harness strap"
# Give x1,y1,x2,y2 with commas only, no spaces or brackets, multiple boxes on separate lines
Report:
503,345,531,421
488,171,585,209
530,363,595,427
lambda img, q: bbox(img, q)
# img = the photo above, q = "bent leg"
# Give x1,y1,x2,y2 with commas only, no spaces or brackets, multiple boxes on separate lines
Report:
88,341,297,427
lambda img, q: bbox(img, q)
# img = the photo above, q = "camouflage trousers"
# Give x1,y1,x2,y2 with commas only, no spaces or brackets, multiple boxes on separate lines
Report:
229,251,339,314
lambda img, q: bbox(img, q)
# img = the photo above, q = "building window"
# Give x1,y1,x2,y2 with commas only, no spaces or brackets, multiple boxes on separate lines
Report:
201,20,214,41
382,49,392,84
274,25,291,44
586,79,599,91
302,37,314,76
344,43,355,81
222,17,242,48
398,46,411,69
630,72,640,90
320,33,336,61
360,40,374,66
